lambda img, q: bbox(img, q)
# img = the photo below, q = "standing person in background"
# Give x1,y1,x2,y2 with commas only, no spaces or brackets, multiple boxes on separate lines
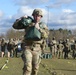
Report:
1,38,7,57
57,40,64,59
13,9,49,75
51,37,57,58
63,39,71,59
73,40,76,59
13,38,19,57
7,38,15,58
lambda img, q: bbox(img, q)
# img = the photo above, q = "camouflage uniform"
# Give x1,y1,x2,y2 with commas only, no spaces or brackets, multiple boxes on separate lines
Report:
63,39,71,59
51,37,57,58
21,9,49,75
72,40,76,59
7,39,15,57
57,41,64,59
1,38,7,57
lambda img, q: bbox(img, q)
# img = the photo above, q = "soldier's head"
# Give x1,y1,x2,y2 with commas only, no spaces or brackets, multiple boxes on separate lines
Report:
32,9,43,22
52,37,55,40
32,9,43,17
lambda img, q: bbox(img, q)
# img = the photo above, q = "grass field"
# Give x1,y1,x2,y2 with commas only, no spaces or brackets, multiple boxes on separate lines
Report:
0,57,76,75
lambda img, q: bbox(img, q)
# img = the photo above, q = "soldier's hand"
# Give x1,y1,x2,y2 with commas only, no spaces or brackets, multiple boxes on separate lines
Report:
35,23,40,30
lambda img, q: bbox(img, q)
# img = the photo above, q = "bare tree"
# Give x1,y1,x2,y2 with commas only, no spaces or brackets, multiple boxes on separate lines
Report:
6,28,24,39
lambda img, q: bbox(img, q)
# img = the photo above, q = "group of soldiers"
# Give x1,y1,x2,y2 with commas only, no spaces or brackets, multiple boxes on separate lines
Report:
48,37,76,59
1,37,76,59
0,38,22,58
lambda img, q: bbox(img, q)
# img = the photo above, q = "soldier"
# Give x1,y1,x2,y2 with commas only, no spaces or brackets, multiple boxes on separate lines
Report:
63,39,71,59
7,38,15,58
13,38,19,57
1,38,7,57
72,40,76,59
57,40,64,59
51,37,57,58
13,9,49,75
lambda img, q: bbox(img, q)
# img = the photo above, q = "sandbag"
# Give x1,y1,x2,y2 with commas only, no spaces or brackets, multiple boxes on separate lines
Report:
20,16,33,27
12,20,25,29
25,26,41,41
12,16,33,29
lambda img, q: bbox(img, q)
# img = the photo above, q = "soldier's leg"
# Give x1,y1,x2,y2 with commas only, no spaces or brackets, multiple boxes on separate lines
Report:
65,51,68,59
60,51,63,59
60,52,62,59
31,50,41,75
23,49,32,75
1,51,4,57
51,47,54,58
56,50,58,58
10,50,14,57
72,50,74,58
64,52,66,59
7,51,11,58
58,51,60,59
62,51,64,59
66,52,68,59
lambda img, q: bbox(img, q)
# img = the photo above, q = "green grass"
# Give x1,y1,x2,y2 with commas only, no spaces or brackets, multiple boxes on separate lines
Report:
0,57,76,75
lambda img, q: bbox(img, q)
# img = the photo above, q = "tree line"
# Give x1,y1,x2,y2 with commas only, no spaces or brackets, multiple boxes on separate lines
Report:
0,28,76,41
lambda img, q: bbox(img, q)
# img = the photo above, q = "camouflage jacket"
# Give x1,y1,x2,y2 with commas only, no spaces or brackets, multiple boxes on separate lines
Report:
24,22,49,45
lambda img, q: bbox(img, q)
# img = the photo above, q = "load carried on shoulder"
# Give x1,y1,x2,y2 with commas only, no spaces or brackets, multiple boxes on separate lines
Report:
12,16,49,41
12,16,33,29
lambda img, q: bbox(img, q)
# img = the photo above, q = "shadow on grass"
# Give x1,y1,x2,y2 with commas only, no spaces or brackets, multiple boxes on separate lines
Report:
54,68,76,71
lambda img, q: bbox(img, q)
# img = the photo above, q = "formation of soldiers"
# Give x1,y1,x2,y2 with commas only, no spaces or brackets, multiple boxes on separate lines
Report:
0,38,22,58
0,37,76,59
48,37,76,59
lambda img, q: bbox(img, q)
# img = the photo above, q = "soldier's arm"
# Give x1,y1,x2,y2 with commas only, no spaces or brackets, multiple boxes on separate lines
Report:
39,24,49,39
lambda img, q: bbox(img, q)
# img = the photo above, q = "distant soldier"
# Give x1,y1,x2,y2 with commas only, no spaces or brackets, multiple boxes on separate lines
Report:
57,40,64,59
63,39,71,59
51,37,57,58
72,40,76,59
7,38,15,57
1,38,7,57
13,38,19,57
13,9,49,75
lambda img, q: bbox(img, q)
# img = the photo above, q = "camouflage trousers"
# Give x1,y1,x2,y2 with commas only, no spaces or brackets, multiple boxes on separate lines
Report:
51,45,57,58
57,50,63,59
22,44,42,75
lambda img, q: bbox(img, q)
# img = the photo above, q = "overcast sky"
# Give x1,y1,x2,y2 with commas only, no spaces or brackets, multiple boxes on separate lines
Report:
0,0,76,34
